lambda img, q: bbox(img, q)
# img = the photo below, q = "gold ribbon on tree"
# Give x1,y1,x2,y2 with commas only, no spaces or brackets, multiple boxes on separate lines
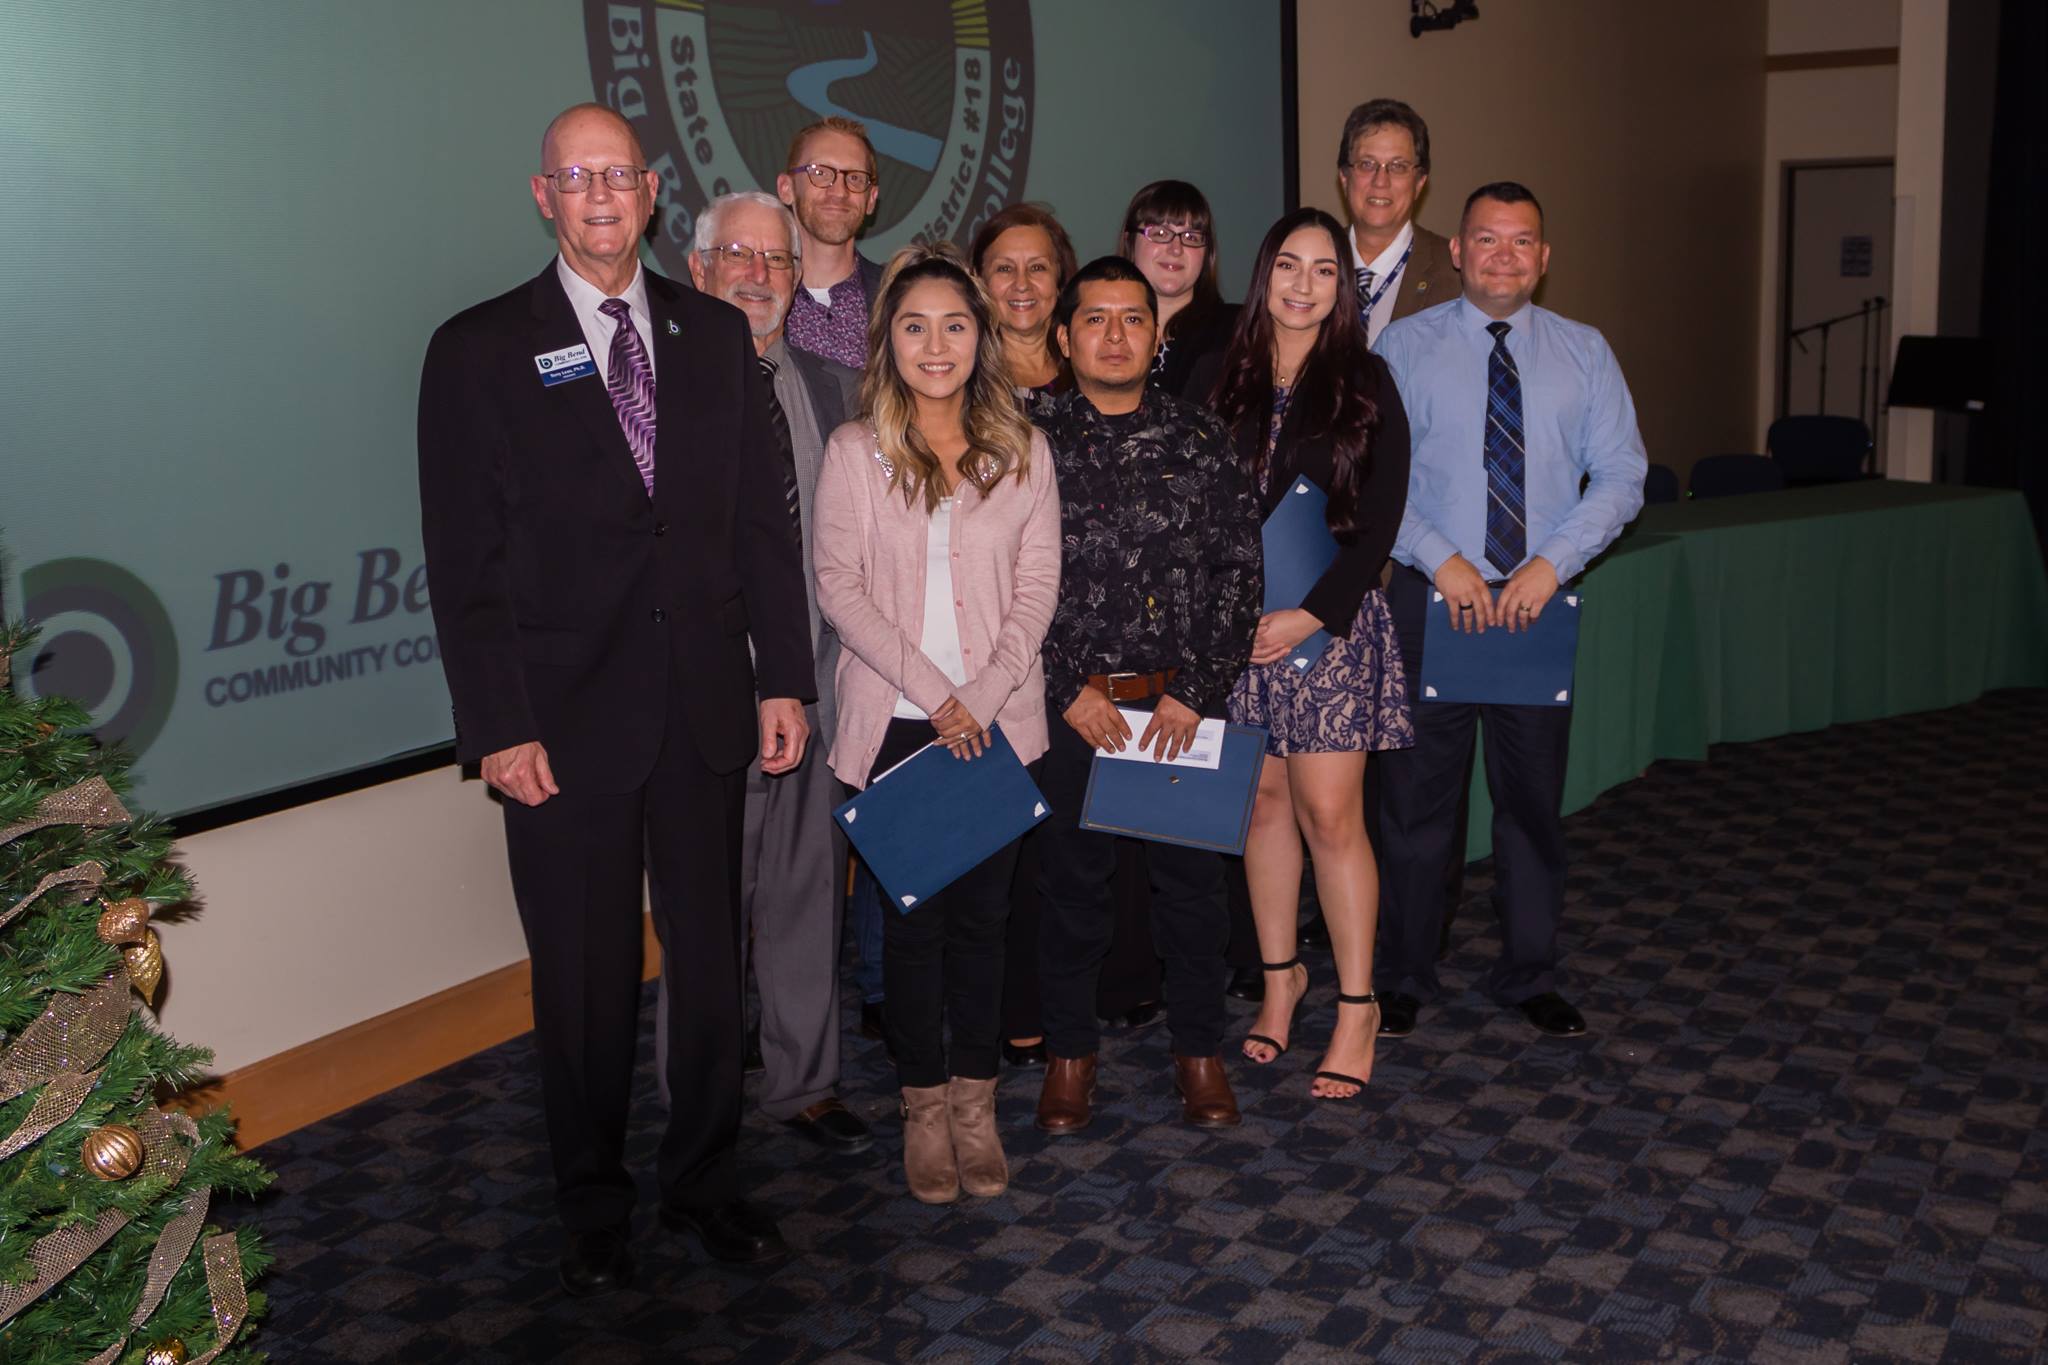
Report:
0,776,130,847
0,860,105,933
80,1187,252,1365
0,971,132,1103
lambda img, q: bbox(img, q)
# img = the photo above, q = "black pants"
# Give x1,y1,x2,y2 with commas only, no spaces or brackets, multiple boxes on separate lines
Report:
1034,706,1230,1058
1376,565,1572,1005
855,719,1032,1088
502,694,745,1232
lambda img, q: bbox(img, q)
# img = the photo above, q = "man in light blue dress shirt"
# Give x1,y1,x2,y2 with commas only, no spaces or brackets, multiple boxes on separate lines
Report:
1372,181,1647,1040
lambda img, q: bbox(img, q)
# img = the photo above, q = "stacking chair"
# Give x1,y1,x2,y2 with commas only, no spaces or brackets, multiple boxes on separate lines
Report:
1689,454,1786,499
1767,415,1871,484
1643,463,1681,505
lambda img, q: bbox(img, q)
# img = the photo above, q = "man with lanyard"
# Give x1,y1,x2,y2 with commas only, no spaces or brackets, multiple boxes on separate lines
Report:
1336,99,1461,346
777,116,885,370
1372,182,1647,1041
1030,256,1264,1135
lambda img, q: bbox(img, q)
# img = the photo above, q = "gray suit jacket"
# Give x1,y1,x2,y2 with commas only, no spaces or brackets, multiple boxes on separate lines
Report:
784,345,862,741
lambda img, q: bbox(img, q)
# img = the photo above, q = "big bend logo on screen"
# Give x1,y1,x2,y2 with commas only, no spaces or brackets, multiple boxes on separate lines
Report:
584,0,1034,272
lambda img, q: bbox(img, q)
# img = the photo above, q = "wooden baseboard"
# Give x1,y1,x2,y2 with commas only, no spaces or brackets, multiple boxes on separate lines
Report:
1765,47,1898,72
177,915,662,1150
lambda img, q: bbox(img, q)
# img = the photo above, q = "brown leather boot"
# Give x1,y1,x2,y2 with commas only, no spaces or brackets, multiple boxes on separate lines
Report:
899,1085,960,1204
946,1076,1008,1197
1173,1055,1242,1128
1035,1054,1097,1135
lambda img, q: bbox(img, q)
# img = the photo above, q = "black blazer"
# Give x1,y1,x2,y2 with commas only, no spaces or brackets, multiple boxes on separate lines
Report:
418,264,812,792
1151,300,1240,402
1189,349,1412,636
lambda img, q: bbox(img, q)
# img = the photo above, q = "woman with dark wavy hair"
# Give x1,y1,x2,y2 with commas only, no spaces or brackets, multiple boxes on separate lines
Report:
814,243,1061,1201
1118,179,1239,400
1191,207,1414,1101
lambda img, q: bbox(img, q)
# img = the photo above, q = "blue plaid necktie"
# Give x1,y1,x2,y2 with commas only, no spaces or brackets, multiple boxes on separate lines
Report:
1483,321,1526,574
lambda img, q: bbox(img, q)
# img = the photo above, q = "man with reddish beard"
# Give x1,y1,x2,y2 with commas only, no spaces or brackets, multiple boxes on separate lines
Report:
777,116,885,370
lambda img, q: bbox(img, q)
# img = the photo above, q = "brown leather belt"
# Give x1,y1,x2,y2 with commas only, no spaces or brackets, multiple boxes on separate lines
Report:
1086,669,1179,702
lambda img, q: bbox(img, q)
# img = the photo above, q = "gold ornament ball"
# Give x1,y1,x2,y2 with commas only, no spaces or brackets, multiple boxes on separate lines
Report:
143,1340,188,1365
81,1123,145,1180
97,897,151,945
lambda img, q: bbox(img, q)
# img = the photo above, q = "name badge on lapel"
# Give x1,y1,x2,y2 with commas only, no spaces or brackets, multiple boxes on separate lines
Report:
534,343,597,387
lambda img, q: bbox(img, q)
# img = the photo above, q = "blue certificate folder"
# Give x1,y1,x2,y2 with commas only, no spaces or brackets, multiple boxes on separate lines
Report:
1419,588,1582,705
1261,476,1339,672
1078,723,1268,855
833,725,1050,913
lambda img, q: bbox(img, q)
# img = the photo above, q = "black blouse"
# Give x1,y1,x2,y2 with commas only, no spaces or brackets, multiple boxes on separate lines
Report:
1189,348,1412,636
1149,301,1240,403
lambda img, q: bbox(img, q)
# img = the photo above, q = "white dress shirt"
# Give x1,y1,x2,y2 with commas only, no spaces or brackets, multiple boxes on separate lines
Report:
1350,220,1415,347
555,255,656,381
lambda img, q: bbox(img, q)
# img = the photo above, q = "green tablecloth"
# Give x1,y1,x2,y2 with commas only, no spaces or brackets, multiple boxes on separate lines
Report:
1458,482,2048,860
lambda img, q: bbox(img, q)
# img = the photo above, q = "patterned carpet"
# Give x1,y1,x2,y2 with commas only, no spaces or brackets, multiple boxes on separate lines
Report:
227,691,2048,1363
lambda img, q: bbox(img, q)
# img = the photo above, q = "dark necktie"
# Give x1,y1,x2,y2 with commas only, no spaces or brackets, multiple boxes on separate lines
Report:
1356,267,1375,327
757,355,803,542
1483,321,1527,574
597,298,656,495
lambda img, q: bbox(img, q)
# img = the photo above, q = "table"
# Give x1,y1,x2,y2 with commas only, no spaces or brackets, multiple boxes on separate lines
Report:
1455,482,2047,861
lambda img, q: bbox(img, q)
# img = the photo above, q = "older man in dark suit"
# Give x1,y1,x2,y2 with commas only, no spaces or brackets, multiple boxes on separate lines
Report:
418,104,811,1295
669,190,869,1157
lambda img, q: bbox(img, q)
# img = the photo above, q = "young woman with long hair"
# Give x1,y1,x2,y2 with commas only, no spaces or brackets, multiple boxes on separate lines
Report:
1193,207,1414,1101
812,243,1061,1200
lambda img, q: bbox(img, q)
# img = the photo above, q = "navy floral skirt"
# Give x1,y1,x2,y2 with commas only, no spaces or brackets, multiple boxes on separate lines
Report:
1228,588,1416,758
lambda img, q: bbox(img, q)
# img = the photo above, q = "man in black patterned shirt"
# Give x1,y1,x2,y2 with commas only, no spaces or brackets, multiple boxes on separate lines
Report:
1030,256,1264,1134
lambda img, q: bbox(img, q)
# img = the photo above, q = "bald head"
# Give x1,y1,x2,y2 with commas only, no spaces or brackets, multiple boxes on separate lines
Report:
531,103,658,295
541,103,644,171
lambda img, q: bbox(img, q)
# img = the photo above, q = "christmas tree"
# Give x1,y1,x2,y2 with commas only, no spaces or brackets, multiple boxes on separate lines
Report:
0,623,269,1365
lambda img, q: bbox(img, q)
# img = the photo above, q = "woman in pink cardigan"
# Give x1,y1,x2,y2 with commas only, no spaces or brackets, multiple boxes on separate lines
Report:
812,243,1061,1205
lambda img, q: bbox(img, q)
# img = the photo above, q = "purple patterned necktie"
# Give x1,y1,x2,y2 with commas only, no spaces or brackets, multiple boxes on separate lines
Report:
598,298,656,495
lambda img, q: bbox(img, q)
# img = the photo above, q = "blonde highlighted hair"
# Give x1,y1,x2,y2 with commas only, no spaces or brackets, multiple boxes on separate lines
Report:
858,243,1035,513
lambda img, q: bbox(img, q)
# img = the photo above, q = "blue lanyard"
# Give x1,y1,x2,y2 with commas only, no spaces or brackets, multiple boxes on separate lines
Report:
1359,239,1414,319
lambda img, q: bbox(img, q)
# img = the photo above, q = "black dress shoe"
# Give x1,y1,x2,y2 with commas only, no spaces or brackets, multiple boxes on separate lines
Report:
1297,917,1332,951
1225,966,1265,1003
1517,992,1588,1037
558,1224,633,1297
1103,1001,1163,1032
662,1199,787,1263
858,1001,887,1041
1002,1039,1048,1068
1378,992,1421,1037
783,1098,874,1154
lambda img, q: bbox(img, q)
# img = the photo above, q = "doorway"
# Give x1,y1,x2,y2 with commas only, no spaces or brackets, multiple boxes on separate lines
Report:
1779,160,1894,468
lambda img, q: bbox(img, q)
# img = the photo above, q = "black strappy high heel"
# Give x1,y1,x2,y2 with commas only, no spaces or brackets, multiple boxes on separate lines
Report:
1242,957,1307,1063
1313,991,1379,1099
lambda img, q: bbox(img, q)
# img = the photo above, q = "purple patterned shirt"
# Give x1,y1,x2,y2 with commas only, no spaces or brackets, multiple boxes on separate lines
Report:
784,271,870,370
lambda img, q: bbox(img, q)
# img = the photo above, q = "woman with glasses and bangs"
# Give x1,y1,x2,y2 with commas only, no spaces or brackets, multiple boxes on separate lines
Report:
813,243,1061,1205
1190,207,1414,1105
1119,180,1241,401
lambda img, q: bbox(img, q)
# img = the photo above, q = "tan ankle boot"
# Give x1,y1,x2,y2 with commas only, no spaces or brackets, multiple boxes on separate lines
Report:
899,1085,960,1204
946,1076,1009,1197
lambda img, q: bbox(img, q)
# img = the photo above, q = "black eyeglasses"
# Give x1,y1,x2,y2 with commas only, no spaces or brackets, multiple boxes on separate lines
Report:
542,165,647,193
1136,224,1209,249
789,162,876,194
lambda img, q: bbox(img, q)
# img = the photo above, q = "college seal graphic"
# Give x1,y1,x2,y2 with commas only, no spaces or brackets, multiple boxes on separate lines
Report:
16,558,180,760
584,0,1034,276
